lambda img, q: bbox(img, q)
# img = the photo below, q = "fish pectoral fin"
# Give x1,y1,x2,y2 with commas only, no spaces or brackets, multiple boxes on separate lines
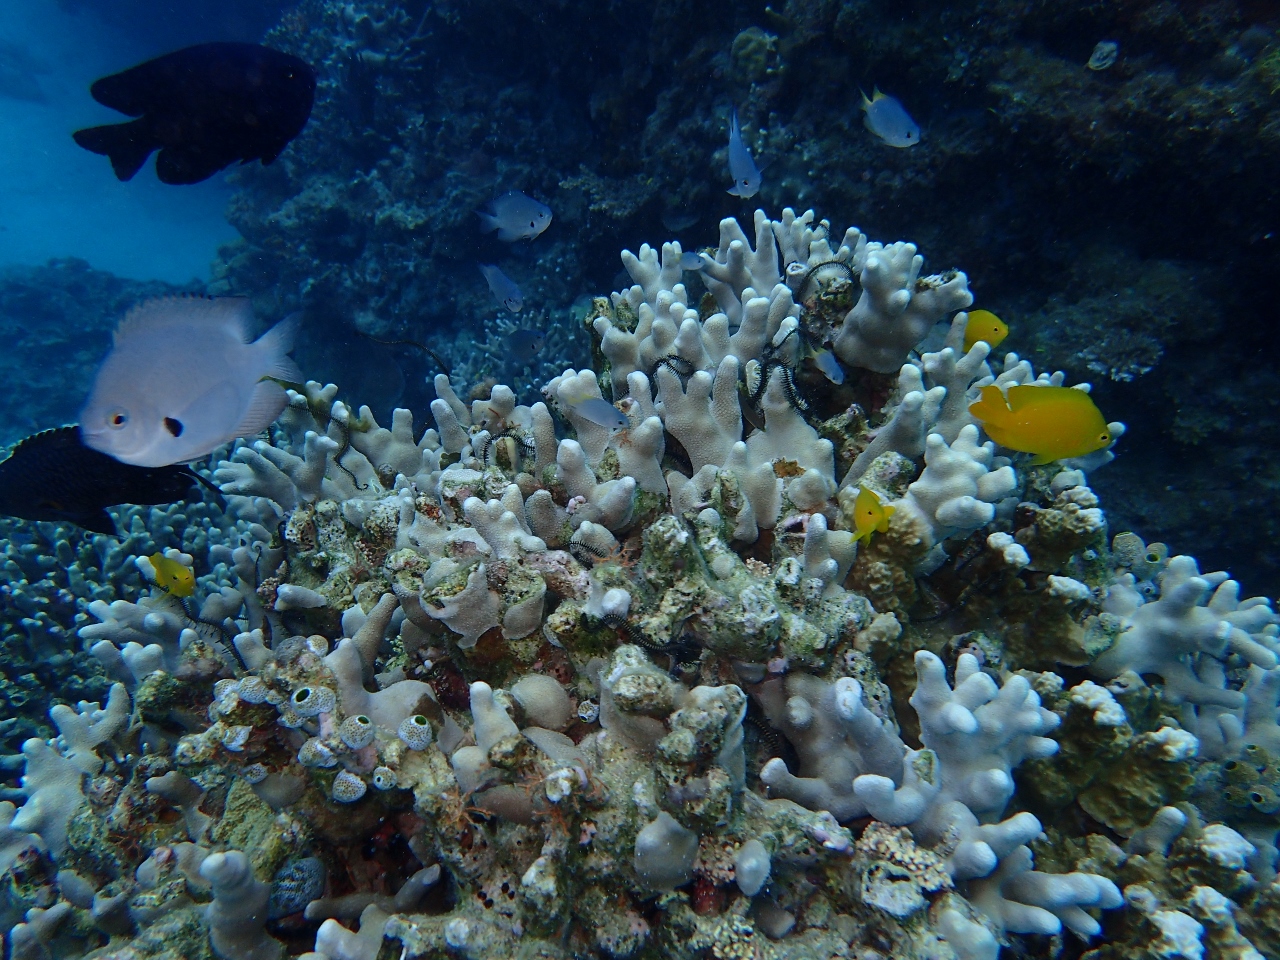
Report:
229,380,289,442
72,120,156,181
80,508,119,537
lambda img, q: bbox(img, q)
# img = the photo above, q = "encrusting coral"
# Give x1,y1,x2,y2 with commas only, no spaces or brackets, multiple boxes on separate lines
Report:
1,203,1278,960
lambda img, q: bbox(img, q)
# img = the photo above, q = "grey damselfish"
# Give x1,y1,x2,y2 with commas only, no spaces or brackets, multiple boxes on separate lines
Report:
80,296,302,467
726,109,762,198
478,262,524,312
477,190,552,241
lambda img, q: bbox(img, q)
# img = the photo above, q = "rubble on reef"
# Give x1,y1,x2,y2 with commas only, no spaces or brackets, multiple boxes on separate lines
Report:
2,205,1279,960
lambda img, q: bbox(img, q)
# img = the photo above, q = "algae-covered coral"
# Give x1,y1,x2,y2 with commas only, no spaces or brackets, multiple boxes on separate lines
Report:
3,203,1278,960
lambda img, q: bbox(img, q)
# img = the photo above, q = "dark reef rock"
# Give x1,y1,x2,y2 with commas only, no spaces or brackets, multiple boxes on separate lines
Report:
0,258,194,448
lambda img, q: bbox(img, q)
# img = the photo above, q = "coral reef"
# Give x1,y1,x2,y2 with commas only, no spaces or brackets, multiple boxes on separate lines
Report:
203,0,1280,599
5,201,1278,960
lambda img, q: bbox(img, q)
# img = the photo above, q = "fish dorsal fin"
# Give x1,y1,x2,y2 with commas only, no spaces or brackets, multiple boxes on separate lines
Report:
1006,384,1091,411
114,295,255,347
6,425,82,460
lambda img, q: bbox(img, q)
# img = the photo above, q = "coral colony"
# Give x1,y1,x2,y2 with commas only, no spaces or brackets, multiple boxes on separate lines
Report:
3,206,1279,960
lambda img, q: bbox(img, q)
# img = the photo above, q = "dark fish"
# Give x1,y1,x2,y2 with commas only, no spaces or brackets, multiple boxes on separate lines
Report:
510,329,546,358
0,426,211,535
73,42,315,185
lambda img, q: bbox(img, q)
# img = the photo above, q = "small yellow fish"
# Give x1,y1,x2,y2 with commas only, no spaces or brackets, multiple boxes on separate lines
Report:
148,551,194,597
968,384,1112,465
851,486,895,545
962,309,1009,353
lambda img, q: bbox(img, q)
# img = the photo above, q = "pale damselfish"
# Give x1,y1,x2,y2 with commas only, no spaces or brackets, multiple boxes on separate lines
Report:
80,295,303,468
726,108,762,198
0,426,210,535
72,42,315,185
477,190,553,242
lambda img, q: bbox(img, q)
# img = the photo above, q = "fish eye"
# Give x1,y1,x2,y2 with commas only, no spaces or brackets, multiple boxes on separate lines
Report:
1100,433,1110,441
165,417,185,438
108,410,129,428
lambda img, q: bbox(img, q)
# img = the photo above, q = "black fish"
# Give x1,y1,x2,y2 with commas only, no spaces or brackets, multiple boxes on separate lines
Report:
0,426,214,536
72,42,315,185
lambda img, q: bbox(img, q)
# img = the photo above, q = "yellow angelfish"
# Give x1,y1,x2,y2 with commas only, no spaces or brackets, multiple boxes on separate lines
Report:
148,551,195,597
851,486,895,545
968,385,1112,465
962,309,1009,353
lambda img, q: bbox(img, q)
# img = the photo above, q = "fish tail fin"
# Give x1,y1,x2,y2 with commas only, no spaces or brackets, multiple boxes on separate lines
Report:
968,385,1013,427
255,311,304,383
72,120,155,181
476,210,499,233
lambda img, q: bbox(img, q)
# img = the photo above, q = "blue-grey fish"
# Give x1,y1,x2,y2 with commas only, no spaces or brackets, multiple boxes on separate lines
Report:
861,89,919,148
567,397,628,431
80,296,302,467
812,348,845,385
478,263,523,312
510,329,545,358
680,251,705,272
726,109,762,198
477,190,552,241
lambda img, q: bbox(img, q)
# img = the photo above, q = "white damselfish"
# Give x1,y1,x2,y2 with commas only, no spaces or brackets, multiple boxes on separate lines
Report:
80,295,302,467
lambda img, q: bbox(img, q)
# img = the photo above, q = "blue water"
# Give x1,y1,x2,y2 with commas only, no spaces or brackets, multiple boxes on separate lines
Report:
0,1,268,282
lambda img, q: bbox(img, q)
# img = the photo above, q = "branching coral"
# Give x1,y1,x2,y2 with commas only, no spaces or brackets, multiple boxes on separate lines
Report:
0,197,1272,960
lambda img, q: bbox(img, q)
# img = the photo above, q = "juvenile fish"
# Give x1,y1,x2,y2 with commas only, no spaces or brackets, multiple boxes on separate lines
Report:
510,329,545,359
477,190,552,241
73,43,315,184
726,109,762,198
147,551,195,597
478,263,523,312
567,397,628,432
811,348,845,385
80,296,303,468
962,309,1009,352
850,486,895,545
0,425,206,535
861,88,919,148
